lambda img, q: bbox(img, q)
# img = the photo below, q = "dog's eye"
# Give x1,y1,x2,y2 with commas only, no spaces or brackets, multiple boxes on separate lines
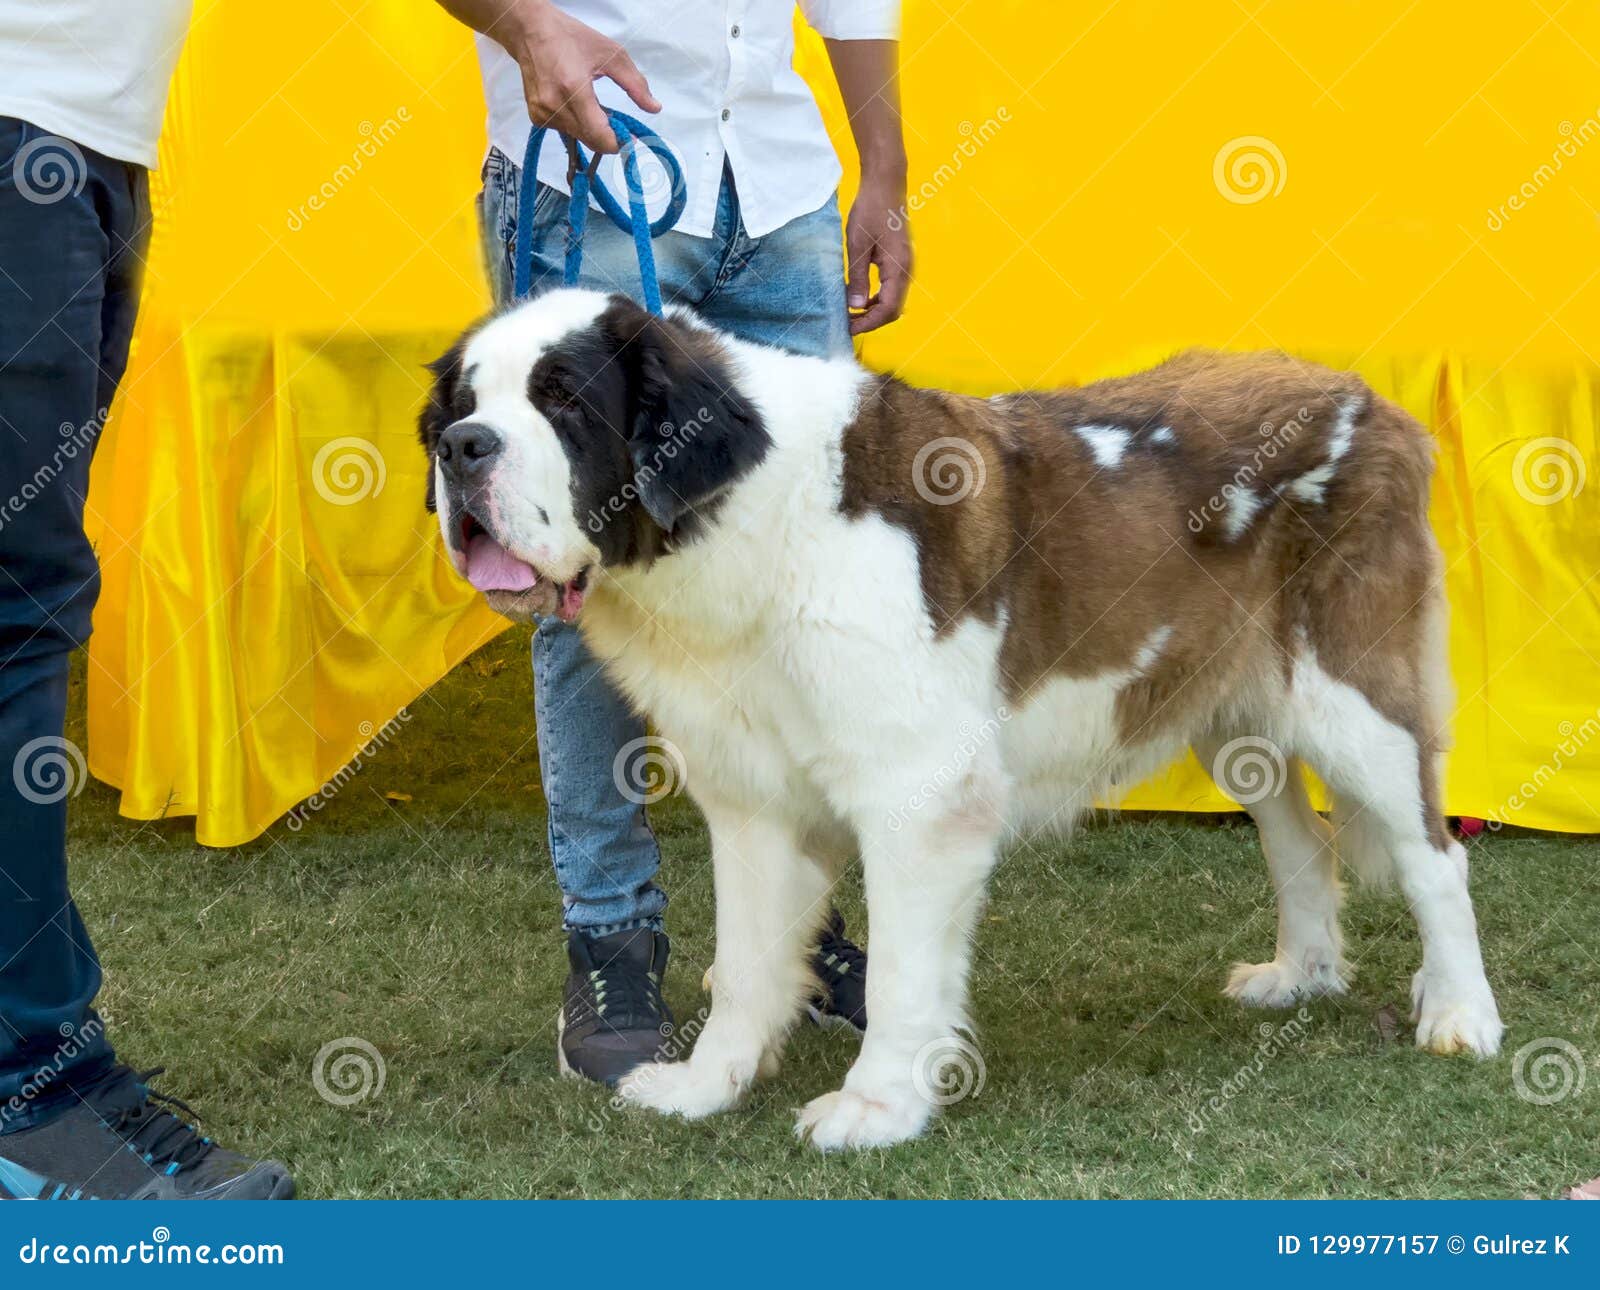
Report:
531,366,580,409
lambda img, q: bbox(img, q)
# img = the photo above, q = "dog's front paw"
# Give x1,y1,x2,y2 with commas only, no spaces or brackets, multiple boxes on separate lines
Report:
617,1058,751,1119
795,1086,933,1151
1224,955,1347,1008
1411,970,1503,1057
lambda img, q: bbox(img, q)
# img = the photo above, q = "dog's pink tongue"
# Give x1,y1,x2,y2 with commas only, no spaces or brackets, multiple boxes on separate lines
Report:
465,532,538,593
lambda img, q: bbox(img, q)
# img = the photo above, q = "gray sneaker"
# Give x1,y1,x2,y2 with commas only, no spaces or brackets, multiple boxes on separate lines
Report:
558,928,674,1086
0,1066,294,1200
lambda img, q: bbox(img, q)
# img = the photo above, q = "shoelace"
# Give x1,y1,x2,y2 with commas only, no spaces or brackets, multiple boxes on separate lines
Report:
91,1067,216,1174
815,916,866,984
576,963,664,1031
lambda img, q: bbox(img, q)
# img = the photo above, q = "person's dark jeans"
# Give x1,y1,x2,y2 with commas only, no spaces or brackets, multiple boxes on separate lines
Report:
0,118,150,1131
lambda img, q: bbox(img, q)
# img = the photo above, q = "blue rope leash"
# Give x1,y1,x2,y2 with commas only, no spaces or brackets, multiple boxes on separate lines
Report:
513,109,685,314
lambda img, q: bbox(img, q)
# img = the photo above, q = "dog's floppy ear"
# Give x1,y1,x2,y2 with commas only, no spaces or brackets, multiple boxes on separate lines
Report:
417,333,474,513
604,298,771,540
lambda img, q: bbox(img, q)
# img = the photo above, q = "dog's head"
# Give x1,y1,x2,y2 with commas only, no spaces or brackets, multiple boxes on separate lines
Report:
418,289,770,622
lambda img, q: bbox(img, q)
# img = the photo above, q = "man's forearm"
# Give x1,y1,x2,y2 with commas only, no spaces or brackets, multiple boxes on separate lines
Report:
823,38,906,182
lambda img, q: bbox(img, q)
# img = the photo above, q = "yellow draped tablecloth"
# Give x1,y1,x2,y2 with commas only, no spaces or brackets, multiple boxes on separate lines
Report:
85,1,1600,845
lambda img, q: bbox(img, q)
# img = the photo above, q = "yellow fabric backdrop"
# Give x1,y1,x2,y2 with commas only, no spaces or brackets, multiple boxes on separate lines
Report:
86,0,1600,845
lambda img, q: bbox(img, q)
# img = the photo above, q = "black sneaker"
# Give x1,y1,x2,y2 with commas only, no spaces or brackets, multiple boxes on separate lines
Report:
808,909,867,1032
0,1065,294,1200
559,927,675,1086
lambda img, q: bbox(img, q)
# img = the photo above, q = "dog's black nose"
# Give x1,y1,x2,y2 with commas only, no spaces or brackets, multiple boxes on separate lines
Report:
437,421,503,481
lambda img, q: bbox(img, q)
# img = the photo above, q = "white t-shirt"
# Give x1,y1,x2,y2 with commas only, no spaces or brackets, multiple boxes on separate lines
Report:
0,0,193,168
477,0,899,239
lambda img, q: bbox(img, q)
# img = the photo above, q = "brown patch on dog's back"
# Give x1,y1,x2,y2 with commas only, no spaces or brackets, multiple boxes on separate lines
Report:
838,350,1448,841
838,376,1019,636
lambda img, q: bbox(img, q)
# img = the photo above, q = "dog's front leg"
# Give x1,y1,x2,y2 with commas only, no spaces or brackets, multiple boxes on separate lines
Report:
619,800,829,1120
797,801,1001,1151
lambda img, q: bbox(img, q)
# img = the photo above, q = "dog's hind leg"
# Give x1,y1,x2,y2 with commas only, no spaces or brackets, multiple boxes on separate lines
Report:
1198,739,1349,1007
619,799,830,1119
1288,661,1502,1056
797,777,1002,1151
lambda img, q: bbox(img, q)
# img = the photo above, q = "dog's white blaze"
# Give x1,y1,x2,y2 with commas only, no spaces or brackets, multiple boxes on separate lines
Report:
1131,623,1173,674
1222,486,1265,540
1076,423,1133,468
1286,396,1362,506
457,291,611,577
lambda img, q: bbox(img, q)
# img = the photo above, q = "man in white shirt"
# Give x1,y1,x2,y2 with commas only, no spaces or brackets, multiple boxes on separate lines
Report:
0,2,294,1198
439,0,910,1084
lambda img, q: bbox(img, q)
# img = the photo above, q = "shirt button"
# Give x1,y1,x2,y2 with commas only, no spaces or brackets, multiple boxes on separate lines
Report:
721,108,731,122
730,24,740,37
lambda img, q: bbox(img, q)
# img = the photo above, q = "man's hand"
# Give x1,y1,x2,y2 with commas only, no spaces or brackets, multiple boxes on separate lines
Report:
440,0,659,154
846,172,912,335
822,38,912,335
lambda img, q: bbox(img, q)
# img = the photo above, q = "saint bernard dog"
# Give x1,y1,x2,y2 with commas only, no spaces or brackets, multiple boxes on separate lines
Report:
418,287,1502,1150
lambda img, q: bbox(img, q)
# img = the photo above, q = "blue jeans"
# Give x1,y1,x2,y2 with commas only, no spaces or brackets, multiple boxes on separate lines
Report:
478,148,848,932
0,119,148,1128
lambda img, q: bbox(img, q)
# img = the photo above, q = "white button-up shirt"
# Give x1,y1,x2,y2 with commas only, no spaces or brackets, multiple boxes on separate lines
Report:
476,1,899,239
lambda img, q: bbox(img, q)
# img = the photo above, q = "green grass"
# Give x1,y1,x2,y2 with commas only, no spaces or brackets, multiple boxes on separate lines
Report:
63,630,1600,1198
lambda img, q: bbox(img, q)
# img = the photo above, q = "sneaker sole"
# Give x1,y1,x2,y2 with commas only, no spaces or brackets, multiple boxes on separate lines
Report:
555,1008,579,1081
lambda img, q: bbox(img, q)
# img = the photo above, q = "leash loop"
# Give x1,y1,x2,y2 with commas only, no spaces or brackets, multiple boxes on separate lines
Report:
513,109,685,314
